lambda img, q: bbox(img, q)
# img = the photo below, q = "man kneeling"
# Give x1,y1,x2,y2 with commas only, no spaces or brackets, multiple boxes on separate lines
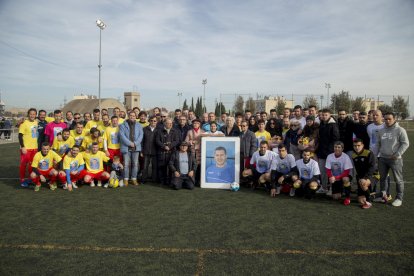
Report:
31,142,62,192
169,142,197,190
82,142,110,187
291,149,321,199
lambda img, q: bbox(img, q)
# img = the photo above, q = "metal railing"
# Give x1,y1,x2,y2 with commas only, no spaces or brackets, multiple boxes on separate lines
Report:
0,128,18,144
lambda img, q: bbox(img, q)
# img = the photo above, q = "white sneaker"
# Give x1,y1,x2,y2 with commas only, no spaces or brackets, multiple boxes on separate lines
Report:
276,186,281,195
316,187,326,194
97,181,102,187
72,182,78,189
326,188,332,196
62,183,68,190
90,182,95,187
289,188,295,197
119,180,124,187
392,199,402,207
104,183,109,188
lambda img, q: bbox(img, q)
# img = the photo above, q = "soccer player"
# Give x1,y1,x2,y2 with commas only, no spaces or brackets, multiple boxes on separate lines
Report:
70,122,87,150
82,127,104,152
98,113,111,134
352,139,376,209
292,149,321,199
30,142,62,192
85,109,102,134
243,141,276,188
270,144,297,197
62,145,85,191
19,108,39,185
82,142,110,187
113,107,124,124
44,110,67,146
52,129,75,157
205,146,235,184
325,141,354,205
103,116,121,161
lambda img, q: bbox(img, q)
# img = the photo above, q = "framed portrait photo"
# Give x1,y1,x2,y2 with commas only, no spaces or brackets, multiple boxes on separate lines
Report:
200,136,240,189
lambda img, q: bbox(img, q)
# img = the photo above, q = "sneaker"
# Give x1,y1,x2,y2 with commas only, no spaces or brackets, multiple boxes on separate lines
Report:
118,180,124,187
289,188,295,197
316,187,327,194
34,185,40,192
104,183,109,188
62,183,68,190
97,181,102,187
326,188,332,197
343,197,351,206
131,179,139,186
275,186,281,195
72,182,78,189
387,194,393,201
392,199,402,207
123,179,129,187
50,183,57,191
373,192,388,203
362,202,372,209
20,179,32,188
90,182,95,187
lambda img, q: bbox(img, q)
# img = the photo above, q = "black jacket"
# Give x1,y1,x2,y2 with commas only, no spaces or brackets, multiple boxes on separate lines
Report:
155,128,180,154
221,124,241,137
169,151,197,174
174,124,193,144
142,126,158,155
317,117,339,159
337,116,354,152
352,122,370,150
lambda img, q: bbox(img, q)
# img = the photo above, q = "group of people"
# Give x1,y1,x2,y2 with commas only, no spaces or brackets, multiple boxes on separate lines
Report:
17,104,410,208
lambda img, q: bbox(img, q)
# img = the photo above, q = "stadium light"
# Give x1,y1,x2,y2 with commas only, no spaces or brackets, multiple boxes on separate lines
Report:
96,19,106,112
202,79,207,111
325,83,331,107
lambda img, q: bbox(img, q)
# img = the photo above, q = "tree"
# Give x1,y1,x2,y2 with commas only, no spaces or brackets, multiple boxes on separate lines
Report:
233,96,244,114
245,97,256,114
303,95,319,109
215,102,227,117
195,97,203,118
182,99,188,110
351,97,367,113
331,90,351,114
392,96,410,119
190,97,194,111
378,104,393,115
275,99,286,115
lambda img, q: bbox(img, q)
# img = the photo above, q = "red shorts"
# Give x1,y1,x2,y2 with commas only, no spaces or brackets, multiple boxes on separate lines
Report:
107,149,121,161
31,168,56,184
84,171,109,182
20,149,38,182
69,170,87,182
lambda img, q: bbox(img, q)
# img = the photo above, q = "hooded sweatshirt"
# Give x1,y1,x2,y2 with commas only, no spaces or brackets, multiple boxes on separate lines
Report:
376,122,409,159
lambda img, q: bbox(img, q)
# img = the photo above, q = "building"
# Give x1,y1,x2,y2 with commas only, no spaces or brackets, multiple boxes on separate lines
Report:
0,100,5,117
362,98,384,113
255,96,294,114
124,92,141,111
62,97,125,115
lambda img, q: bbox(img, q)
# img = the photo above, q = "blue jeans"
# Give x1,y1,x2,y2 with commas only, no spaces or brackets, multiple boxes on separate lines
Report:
123,151,140,180
378,158,404,200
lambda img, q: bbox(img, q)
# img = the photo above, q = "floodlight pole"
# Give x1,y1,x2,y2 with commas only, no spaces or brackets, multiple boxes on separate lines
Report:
96,19,106,112
202,79,207,111
325,83,331,107
178,92,183,108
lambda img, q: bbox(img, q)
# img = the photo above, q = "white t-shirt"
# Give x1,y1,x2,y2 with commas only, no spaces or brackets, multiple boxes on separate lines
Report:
367,122,384,156
295,159,320,180
250,150,277,174
271,153,296,174
325,153,353,176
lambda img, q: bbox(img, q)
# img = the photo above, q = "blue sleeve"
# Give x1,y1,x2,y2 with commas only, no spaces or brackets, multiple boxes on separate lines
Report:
78,164,84,171
65,169,71,184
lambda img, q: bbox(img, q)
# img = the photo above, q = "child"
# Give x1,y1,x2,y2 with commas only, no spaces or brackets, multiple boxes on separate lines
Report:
106,156,124,188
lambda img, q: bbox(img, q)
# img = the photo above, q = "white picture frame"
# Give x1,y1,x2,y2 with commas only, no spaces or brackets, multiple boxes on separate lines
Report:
200,136,240,189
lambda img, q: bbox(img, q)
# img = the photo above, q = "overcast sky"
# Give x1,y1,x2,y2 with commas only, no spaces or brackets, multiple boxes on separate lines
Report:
0,0,413,114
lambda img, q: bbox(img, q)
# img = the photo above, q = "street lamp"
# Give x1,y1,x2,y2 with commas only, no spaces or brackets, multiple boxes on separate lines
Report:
96,19,106,112
202,79,207,111
325,83,331,107
177,92,183,108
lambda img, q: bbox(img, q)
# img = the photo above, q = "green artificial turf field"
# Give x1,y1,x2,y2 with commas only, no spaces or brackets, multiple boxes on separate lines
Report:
0,135,413,275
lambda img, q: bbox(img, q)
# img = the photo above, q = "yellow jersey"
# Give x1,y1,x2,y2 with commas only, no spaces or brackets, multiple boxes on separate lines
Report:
85,120,102,133
19,119,38,150
63,152,85,171
52,136,75,156
70,129,87,150
255,130,272,148
83,151,109,173
32,150,62,171
104,126,120,149
82,136,104,152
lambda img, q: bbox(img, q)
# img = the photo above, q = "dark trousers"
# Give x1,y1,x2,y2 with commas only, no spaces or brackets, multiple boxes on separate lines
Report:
142,154,158,182
171,174,194,190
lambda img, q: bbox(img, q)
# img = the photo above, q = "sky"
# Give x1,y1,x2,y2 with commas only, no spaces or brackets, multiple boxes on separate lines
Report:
0,0,413,114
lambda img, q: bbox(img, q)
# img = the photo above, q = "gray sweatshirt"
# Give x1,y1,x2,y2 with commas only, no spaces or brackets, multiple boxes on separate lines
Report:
376,122,409,159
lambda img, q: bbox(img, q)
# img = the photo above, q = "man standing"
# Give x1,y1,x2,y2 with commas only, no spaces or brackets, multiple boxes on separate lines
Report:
352,111,370,150
337,109,354,154
375,112,409,207
19,108,39,185
155,118,180,186
103,116,121,161
175,115,192,144
119,111,143,186
141,116,159,183
240,121,257,172
169,142,197,190
44,110,67,146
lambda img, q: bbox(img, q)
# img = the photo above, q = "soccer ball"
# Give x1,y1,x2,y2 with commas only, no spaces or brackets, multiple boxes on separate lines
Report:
230,182,240,192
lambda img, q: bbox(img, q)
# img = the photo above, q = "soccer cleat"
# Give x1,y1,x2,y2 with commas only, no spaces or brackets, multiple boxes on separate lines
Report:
392,199,402,207
62,183,68,190
289,188,295,197
97,181,102,187
50,183,57,191
34,185,40,192
387,194,393,201
20,179,32,188
343,197,351,206
90,182,95,187
275,186,281,195
72,182,78,189
316,187,327,194
362,202,372,209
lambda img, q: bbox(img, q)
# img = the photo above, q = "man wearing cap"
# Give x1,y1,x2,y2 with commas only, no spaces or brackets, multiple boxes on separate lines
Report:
169,141,197,190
